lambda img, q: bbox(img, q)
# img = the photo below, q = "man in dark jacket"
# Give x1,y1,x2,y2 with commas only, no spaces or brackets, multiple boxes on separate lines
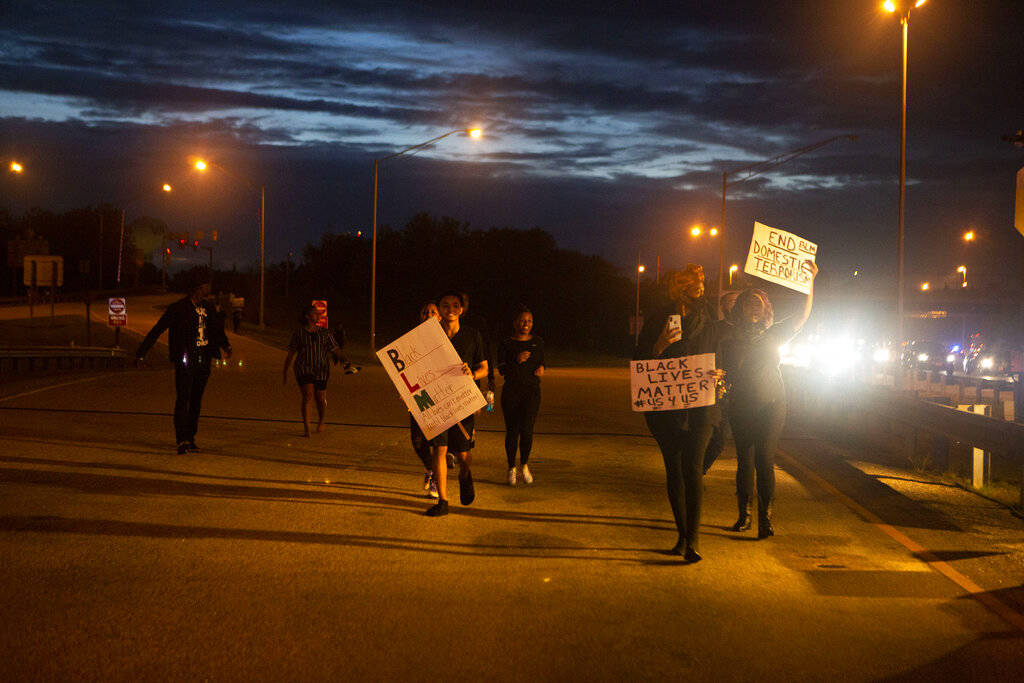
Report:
136,274,232,453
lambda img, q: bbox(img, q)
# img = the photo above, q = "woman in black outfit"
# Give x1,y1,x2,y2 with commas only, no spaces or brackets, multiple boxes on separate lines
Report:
636,264,723,562
497,307,545,485
721,261,818,538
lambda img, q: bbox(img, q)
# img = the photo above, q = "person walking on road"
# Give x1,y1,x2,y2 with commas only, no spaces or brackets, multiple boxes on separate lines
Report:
720,261,818,539
135,274,232,454
425,290,488,517
497,306,545,485
635,264,723,562
410,301,444,499
282,305,345,437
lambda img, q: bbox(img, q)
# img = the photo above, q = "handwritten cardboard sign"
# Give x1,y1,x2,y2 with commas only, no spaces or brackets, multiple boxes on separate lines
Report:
377,318,487,440
630,353,716,412
744,221,817,294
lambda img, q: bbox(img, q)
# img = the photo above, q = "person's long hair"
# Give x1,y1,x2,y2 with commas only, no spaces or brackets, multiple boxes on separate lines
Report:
728,288,774,332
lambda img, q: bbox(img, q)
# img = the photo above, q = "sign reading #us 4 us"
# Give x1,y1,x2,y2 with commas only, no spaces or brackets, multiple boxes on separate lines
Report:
744,221,817,294
630,353,717,412
377,318,487,440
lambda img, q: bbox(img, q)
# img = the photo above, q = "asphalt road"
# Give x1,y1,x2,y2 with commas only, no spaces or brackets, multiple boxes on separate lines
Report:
1,295,1023,680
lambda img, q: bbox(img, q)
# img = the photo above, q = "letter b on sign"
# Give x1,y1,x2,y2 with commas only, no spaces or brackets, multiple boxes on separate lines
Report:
386,349,405,372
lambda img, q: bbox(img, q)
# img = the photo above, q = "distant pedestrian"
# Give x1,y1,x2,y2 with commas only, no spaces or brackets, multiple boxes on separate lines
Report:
635,264,723,562
135,273,232,454
425,290,488,517
282,305,344,436
497,306,545,485
720,261,817,538
229,292,244,333
410,301,444,498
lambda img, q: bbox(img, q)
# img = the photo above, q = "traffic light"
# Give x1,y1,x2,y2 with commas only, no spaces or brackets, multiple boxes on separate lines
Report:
192,240,199,251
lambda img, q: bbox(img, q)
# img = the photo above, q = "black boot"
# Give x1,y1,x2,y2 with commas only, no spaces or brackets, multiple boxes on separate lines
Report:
731,497,752,532
757,504,774,539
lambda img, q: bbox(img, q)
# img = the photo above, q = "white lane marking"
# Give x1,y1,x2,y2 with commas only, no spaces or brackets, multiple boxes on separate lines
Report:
0,374,113,402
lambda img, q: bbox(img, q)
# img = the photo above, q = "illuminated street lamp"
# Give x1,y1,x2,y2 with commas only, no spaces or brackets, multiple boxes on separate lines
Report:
635,261,645,347
920,281,929,291
883,0,929,351
193,157,266,328
689,224,723,293
729,264,739,286
9,161,23,173
957,265,967,288
162,183,172,193
962,230,974,242
370,127,483,348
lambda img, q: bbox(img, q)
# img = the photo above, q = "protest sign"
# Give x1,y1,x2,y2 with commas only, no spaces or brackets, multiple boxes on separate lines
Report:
377,318,487,440
743,221,817,294
630,353,716,412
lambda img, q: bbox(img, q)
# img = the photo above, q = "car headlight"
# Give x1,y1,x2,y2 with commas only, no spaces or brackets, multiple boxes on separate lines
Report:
946,354,955,363
917,353,929,362
980,357,994,370
872,348,890,363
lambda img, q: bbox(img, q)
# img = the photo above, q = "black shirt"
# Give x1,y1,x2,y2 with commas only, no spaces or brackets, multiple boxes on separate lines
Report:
136,296,231,366
497,336,545,389
449,325,485,387
288,327,338,381
721,317,799,410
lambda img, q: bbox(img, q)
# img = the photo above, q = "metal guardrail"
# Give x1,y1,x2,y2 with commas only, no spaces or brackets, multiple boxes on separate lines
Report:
0,346,128,373
785,368,1024,509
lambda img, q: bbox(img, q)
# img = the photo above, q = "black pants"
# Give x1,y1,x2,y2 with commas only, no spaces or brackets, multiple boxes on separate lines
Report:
173,360,211,445
730,400,787,510
409,415,434,470
645,412,714,551
501,384,541,468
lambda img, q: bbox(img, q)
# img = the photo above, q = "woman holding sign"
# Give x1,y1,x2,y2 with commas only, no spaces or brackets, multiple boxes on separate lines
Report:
410,301,443,498
721,261,818,538
636,264,723,562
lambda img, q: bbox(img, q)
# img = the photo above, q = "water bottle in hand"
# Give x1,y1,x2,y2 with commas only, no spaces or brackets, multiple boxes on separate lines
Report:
485,390,495,412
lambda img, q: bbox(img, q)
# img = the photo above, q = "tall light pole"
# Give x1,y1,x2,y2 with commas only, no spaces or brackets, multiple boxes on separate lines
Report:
719,134,858,313
193,158,266,328
884,0,928,357
635,260,645,347
370,127,482,349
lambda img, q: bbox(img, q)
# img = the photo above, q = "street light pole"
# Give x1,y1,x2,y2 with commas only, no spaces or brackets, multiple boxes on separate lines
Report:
634,258,645,348
897,10,908,349
369,127,482,349
259,185,265,329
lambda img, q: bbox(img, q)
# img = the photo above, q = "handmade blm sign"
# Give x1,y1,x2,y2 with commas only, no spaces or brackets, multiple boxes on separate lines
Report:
630,353,717,412
744,221,817,294
377,318,487,439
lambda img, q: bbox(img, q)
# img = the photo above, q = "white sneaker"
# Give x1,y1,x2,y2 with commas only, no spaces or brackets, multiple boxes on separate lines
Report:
506,467,517,485
428,476,439,499
521,464,533,484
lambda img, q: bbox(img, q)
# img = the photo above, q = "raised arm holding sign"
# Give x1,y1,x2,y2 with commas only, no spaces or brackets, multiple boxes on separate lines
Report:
743,222,817,294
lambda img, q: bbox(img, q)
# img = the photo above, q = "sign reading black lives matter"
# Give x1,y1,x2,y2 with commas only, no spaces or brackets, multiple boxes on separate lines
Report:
377,318,487,439
630,353,717,412
744,221,817,294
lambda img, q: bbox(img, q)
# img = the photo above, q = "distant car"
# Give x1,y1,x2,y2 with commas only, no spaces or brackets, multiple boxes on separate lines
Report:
965,342,1019,377
901,340,954,374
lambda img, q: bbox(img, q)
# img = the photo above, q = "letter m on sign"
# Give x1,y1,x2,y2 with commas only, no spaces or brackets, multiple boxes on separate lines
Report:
413,389,435,412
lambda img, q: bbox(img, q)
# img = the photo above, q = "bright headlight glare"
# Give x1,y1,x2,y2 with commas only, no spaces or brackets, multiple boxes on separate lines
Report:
872,348,890,363
917,353,929,362
946,354,955,363
980,357,994,369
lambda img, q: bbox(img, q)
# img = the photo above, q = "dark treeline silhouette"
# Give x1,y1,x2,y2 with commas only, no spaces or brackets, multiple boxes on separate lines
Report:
1,205,165,292
286,213,633,353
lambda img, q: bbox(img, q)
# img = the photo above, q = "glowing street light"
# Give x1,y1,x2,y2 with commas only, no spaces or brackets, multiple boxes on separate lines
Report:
10,161,23,173
690,225,702,237
162,183,172,193
370,127,483,348
883,0,929,353
963,230,974,242
920,282,930,291
729,264,739,286
192,157,267,327
634,259,645,346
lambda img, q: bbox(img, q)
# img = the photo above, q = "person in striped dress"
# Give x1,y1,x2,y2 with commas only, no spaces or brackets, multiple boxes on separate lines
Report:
283,305,344,436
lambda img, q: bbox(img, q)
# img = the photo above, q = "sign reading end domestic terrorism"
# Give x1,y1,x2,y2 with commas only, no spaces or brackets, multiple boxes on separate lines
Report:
744,221,817,294
631,353,716,412
377,319,487,440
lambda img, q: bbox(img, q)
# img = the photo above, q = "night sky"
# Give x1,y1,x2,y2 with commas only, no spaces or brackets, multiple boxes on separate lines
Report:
2,0,1022,289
